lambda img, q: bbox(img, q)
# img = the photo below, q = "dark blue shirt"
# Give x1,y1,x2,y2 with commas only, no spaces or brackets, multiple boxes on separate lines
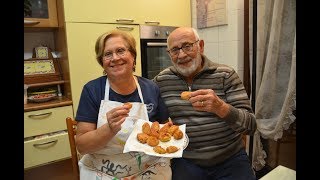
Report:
75,76,169,124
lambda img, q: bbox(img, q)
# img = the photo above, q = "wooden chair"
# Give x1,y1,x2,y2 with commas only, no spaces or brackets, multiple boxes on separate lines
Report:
66,117,80,180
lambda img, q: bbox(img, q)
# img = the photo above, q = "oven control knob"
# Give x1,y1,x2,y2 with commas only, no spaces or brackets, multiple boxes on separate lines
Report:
166,31,170,36
155,30,160,36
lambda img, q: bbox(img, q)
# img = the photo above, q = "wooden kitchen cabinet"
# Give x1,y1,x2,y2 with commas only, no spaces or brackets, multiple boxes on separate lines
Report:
65,23,140,113
24,0,73,169
63,0,191,27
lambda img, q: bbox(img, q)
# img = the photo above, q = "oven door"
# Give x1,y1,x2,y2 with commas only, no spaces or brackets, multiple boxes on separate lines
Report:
140,39,172,79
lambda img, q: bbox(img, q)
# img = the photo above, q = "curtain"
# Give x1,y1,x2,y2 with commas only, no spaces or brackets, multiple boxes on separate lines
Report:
250,0,296,171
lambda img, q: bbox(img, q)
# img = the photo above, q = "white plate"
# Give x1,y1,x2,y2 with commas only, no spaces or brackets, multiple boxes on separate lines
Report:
123,119,188,158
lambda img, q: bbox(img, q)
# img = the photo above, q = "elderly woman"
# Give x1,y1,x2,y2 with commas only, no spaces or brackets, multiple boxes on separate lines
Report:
75,30,171,179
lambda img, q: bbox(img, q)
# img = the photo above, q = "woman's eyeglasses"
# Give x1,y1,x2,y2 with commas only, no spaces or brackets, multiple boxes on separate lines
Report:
103,48,128,60
167,40,199,57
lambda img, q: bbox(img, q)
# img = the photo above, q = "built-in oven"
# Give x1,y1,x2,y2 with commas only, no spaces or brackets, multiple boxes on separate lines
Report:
140,25,178,79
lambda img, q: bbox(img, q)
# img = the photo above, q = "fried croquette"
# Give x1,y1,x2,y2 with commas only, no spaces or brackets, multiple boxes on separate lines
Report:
123,102,133,109
153,146,166,154
142,122,151,135
166,146,179,153
168,125,179,135
150,121,160,138
136,121,184,154
181,91,191,100
147,136,159,147
150,129,160,138
137,133,149,144
159,132,171,142
159,123,170,133
173,129,184,140
151,121,160,131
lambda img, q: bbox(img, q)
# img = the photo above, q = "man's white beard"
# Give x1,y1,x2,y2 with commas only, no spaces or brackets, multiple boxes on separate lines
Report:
174,53,202,77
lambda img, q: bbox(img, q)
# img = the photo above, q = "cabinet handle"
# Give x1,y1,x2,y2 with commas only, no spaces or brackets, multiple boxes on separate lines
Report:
24,20,40,25
147,42,168,47
116,26,134,31
28,112,52,118
116,19,134,23
33,140,58,148
145,21,160,25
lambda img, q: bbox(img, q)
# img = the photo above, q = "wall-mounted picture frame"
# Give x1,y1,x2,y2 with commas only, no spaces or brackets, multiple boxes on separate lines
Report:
196,0,227,29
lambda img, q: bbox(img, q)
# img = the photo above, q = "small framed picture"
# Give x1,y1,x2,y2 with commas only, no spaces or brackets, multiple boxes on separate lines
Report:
34,46,49,59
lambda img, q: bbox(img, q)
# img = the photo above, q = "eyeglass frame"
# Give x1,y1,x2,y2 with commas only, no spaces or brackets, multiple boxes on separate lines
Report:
167,40,199,57
102,47,129,61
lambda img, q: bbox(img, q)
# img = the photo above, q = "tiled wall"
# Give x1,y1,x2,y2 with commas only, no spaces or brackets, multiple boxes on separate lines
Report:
191,0,245,81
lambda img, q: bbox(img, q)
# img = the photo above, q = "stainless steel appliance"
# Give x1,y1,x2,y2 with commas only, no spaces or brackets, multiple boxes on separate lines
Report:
140,25,178,79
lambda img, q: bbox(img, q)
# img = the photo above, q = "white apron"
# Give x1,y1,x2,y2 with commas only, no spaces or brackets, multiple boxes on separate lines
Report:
79,76,171,180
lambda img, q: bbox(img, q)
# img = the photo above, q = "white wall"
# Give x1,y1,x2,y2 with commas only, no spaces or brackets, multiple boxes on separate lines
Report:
191,0,245,81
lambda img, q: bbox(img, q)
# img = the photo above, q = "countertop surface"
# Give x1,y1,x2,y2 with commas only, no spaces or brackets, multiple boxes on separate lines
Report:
260,165,296,180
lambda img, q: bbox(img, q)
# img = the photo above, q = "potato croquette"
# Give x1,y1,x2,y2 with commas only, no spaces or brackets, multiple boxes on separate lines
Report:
142,122,151,135
181,91,191,100
173,129,183,140
159,123,170,133
151,121,160,131
147,136,159,147
150,121,160,138
153,146,166,154
123,102,133,109
137,133,149,144
166,146,179,153
159,132,171,142
150,129,160,138
168,125,179,135
136,121,184,154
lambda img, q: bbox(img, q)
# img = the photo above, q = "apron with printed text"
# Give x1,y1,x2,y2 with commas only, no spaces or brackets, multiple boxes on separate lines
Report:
79,76,171,180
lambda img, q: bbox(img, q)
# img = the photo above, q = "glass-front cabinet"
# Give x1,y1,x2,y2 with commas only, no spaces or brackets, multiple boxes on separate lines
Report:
24,0,58,27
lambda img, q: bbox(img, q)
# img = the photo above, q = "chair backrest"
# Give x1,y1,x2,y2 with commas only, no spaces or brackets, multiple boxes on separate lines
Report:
242,134,247,148
66,117,80,180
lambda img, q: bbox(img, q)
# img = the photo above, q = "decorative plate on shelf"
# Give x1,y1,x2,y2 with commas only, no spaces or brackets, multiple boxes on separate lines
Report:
29,89,57,95
28,93,57,103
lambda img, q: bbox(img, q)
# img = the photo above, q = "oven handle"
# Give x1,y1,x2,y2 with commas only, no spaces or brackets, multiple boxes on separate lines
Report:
146,42,168,47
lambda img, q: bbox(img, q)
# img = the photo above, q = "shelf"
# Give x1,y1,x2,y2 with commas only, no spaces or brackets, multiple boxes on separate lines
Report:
26,80,66,88
24,96,72,112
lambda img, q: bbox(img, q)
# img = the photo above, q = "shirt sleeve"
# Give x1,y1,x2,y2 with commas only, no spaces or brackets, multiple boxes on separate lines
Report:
75,84,101,123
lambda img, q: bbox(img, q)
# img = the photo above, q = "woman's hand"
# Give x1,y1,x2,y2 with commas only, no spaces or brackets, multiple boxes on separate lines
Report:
106,105,131,133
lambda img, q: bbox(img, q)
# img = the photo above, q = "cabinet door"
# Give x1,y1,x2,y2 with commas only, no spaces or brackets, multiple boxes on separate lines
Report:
63,0,191,27
137,0,191,27
63,0,138,24
65,23,141,114
24,0,58,27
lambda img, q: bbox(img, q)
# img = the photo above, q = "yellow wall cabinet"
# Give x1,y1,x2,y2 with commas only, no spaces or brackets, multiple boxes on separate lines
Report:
63,0,191,27
65,23,141,114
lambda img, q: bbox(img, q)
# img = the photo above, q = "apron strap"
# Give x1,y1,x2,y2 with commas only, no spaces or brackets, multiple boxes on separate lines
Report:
105,76,145,104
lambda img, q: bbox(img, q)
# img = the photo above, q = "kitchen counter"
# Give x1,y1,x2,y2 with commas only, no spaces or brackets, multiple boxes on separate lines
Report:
260,165,296,180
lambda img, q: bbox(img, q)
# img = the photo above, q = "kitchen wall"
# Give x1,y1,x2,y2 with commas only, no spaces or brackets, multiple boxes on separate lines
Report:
191,0,245,81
